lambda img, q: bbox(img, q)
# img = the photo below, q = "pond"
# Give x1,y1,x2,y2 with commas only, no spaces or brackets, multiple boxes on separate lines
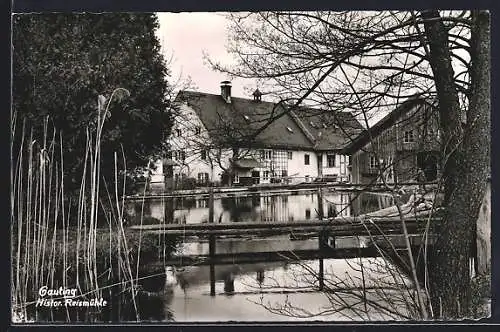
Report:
22,237,412,322
20,190,405,323
109,253,414,322
117,189,406,322
125,190,395,225
159,257,413,322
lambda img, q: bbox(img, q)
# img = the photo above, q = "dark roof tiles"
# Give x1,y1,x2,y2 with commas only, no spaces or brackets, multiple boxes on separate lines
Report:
176,90,363,151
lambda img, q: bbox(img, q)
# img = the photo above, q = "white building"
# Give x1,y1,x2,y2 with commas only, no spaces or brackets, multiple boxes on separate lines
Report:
152,81,363,189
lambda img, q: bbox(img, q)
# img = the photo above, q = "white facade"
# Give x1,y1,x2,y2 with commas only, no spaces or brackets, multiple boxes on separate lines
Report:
230,148,322,185
150,101,352,188
286,150,319,184
318,153,350,182
151,102,232,186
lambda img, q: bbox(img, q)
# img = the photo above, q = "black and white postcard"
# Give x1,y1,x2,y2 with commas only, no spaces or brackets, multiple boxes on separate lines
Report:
10,8,491,324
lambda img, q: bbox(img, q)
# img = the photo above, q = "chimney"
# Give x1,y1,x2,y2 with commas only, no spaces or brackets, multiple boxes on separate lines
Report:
220,80,232,103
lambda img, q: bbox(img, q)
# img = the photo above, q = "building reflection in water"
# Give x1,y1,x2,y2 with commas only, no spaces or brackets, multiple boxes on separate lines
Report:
126,191,367,225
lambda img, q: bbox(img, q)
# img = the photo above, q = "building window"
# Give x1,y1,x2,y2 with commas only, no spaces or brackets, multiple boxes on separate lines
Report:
403,130,414,143
327,154,336,167
201,150,207,160
233,174,240,183
305,175,310,182
369,156,378,169
387,156,394,179
261,150,272,160
175,129,182,137
304,154,310,165
195,126,201,135
305,209,311,220
197,172,209,184
287,151,293,160
178,150,186,161
263,171,270,180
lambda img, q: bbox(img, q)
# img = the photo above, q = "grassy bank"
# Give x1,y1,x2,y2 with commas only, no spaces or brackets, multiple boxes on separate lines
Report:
11,95,177,322
11,223,179,322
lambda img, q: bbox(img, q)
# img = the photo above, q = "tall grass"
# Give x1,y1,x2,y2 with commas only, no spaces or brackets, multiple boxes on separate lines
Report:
11,90,158,322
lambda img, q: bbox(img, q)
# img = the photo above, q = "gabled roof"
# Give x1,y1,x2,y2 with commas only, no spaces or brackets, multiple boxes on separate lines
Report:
340,97,436,154
175,90,363,151
291,107,364,151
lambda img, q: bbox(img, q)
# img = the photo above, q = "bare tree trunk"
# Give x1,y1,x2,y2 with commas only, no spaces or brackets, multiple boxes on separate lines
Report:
421,10,490,318
476,181,491,276
467,10,491,277
421,10,464,204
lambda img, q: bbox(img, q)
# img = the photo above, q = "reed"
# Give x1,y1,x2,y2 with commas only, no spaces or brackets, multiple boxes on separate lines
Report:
11,90,174,322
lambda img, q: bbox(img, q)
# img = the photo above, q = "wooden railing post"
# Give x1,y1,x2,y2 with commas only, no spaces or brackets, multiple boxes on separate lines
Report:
209,186,214,224
208,186,216,296
317,188,325,290
318,229,326,291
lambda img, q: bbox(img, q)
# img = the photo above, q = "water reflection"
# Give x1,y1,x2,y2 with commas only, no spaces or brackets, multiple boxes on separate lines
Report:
120,190,401,321
126,191,395,225
161,257,411,322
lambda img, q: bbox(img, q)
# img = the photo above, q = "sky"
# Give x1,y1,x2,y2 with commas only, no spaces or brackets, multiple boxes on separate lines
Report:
156,12,257,99
154,11,469,128
154,12,399,127
154,12,389,127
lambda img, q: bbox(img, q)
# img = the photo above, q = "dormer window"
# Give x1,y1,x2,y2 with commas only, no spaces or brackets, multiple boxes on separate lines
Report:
243,115,250,121
286,127,293,133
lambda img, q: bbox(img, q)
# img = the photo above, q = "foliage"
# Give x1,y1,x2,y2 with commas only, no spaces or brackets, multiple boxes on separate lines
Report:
12,13,173,195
